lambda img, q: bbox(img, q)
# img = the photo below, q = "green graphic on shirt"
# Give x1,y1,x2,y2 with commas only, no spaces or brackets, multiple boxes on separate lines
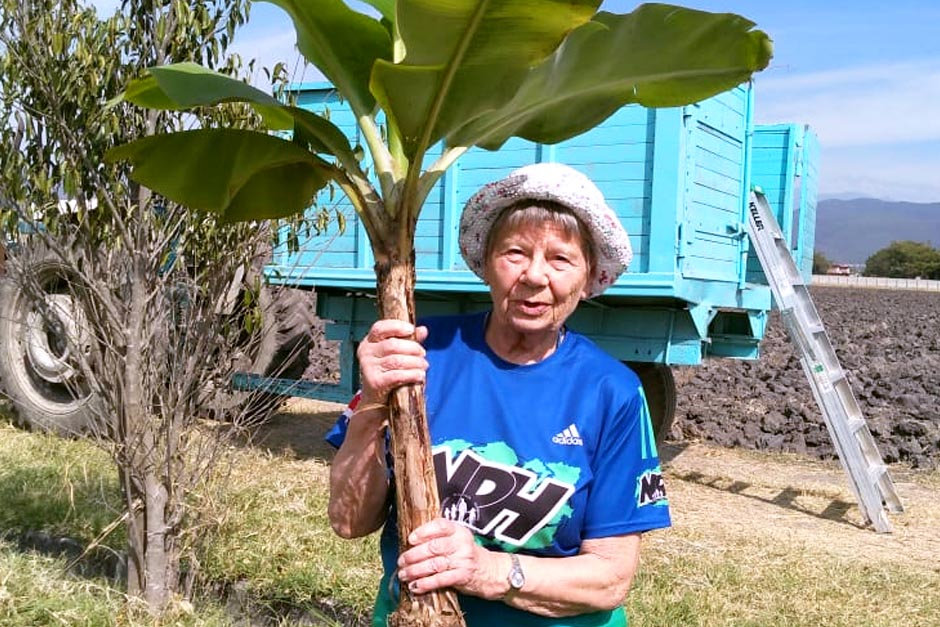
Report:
434,439,579,550
477,440,519,466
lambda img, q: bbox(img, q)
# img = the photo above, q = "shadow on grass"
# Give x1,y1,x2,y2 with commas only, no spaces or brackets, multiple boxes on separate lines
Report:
211,582,369,627
0,462,124,580
10,528,124,580
658,440,690,465
234,405,340,463
658,441,866,529
670,468,865,530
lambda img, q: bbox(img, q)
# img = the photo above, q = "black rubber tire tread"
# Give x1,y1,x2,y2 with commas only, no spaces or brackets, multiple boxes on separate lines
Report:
251,285,317,380
625,362,677,449
0,261,100,436
223,284,318,421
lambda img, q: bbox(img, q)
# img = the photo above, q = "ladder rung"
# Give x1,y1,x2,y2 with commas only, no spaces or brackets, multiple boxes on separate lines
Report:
828,369,846,384
846,418,866,434
806,321,825,334
868,464,888,483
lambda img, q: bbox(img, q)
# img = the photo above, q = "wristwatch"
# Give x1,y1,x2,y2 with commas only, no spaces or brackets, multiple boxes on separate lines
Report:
507,553,525,591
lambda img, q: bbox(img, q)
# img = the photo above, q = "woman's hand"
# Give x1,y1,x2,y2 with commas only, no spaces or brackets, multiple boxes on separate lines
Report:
397,518,508,600
399,523,642,617
357,319,429,405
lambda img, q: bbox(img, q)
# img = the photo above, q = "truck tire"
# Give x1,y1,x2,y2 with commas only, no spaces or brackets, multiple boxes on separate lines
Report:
626,362,676,448
252,285,317,381
218,284,318,420
0,258,100,435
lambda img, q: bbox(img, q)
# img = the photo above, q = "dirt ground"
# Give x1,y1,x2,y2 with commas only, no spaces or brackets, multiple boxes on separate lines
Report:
257,398,940,573
675,287,940,468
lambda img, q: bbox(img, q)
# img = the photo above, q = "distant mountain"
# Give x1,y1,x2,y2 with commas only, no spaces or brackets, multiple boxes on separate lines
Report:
814,198,940,264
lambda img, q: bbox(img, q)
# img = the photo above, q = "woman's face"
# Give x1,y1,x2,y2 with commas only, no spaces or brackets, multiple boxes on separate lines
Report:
483,218,591,339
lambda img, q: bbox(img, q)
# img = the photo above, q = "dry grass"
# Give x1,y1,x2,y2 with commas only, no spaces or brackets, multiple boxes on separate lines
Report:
627,441,940,626
1,400,938,625
630,524,940,626
196,446,380,617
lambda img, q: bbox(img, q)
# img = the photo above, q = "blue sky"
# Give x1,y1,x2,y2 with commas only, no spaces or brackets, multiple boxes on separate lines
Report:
89,1,940,203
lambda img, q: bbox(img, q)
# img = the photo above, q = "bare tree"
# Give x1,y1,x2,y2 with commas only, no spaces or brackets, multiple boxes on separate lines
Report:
0,0,315,614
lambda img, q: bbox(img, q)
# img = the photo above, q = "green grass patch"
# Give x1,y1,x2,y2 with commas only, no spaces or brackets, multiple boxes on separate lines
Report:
0,537,125,626
0,537,235,626
0,416,123,546
197,449,380,617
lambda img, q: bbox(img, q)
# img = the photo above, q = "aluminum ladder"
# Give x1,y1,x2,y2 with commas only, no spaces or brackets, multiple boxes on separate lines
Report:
746,189,903,533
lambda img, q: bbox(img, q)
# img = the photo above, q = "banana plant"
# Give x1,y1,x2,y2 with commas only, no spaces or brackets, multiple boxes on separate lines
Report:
107,2,771,624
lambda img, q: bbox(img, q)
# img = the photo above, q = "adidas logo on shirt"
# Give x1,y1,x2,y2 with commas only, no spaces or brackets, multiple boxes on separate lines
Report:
552,423,583,446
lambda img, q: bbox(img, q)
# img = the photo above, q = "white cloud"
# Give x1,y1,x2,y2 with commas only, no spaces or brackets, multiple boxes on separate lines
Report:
819,147,940,203
754,59,940,202
755,59,940,148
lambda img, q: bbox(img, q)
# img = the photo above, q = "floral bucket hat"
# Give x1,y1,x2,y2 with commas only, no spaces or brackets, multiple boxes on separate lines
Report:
458,162,633,298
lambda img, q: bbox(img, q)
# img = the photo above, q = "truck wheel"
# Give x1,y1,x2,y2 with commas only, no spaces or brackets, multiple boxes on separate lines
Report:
251,285,317,381
219,284,318,420
626,362,676,448
0,260,99,435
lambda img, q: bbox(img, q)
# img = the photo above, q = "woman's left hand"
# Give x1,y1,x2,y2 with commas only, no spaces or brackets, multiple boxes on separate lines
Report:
397,518,506,600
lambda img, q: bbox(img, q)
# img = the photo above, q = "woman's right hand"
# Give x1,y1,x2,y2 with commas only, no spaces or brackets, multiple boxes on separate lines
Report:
357,319,429,405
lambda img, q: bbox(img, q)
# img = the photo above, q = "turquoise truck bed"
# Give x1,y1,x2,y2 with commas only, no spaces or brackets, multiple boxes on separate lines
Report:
262,81,819,403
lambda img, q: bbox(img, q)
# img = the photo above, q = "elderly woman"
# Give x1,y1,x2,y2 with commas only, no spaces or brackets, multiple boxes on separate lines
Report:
327,163,670,626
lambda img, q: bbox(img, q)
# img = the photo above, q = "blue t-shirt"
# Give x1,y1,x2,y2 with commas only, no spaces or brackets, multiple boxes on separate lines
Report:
327,312,670,626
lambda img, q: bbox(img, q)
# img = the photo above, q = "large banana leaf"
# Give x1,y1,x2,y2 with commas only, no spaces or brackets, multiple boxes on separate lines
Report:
450,5,772,150
106,129,332,223
119,62,293,130
263,0,391,119
369,0,600,159
117,63,358,165
110,1,773,227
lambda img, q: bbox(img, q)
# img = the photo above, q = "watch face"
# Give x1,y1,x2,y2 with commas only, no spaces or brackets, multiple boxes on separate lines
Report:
509,558,525,589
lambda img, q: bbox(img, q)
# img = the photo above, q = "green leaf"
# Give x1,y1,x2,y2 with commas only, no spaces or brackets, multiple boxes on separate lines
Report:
106,129,332,223
369,0,600,159
451,4,773,150
286,106,356,161
262,0,391,118
115,62,293,130
115,63,357,164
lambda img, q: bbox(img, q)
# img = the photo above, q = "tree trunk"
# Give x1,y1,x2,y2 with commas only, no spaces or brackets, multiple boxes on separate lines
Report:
124,470,145,597
122,261,176,614
123,269,148,600
143,472,172,610
374,250,465,627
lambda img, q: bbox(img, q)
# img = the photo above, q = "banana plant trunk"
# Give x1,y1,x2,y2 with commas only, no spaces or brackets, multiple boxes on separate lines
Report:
373,232,465,625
